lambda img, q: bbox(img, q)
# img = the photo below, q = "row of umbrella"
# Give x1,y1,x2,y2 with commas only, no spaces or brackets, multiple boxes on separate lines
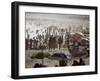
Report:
31,52,70,65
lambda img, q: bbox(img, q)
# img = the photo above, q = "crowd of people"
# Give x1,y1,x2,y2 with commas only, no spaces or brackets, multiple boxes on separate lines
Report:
26,30,89,58
25,26,70,50
33,63,47,68
26,25,89,68
33,58,85,68
72,58,85,66
26,35,65,50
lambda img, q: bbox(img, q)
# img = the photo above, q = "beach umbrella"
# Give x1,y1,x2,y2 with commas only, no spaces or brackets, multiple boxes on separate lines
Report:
77,32,84,36
49,53,67,60
49,53,69,66
31,52,50,65
80,38,89,46
71,32,84,41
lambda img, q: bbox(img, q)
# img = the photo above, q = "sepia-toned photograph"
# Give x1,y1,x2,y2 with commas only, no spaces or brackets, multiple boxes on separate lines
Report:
25,12,90,68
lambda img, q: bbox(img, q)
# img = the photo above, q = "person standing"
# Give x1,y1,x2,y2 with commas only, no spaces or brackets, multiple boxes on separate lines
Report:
58,36,63,49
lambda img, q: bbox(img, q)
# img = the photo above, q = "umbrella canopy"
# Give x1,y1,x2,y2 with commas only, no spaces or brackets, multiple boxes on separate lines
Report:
31,52,50,65
49,53,67,60
81,37,89,41
80,38,89,46
31,52,50,59
71,33,84,41
77,32,84,36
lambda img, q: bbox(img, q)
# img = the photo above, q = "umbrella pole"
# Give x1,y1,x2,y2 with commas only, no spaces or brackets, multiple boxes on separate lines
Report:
41,49,44,65
42,59,44,65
